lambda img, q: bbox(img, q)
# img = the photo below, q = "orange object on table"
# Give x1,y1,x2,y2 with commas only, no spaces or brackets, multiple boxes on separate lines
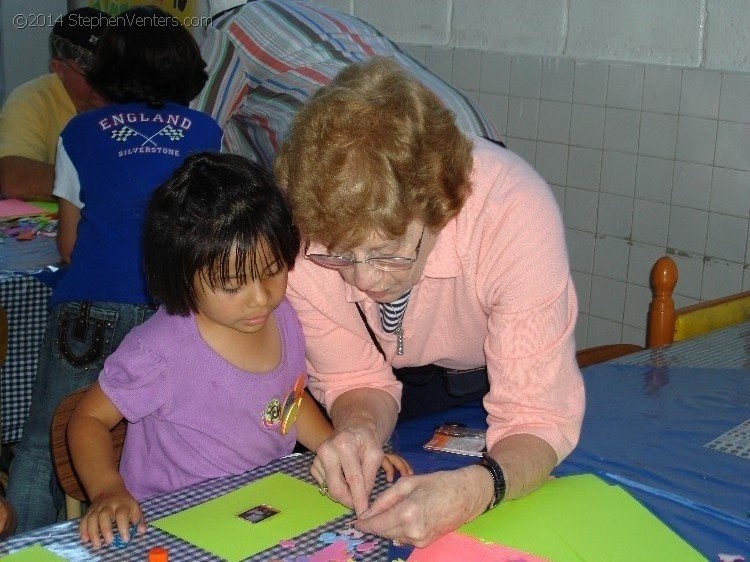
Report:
148,546,169,561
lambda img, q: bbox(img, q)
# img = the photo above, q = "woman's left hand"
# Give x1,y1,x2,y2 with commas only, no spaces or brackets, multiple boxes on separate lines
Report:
353,465,491,547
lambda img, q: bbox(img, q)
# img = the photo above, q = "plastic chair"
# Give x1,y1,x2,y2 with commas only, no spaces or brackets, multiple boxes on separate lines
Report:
647,255,750,348
50,386,127,519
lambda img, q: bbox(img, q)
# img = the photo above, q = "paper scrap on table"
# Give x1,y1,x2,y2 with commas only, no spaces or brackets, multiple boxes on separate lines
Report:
310,539,349,562
407,531,550,561
705,418,750,460
0,544,65,561
0,199,54,219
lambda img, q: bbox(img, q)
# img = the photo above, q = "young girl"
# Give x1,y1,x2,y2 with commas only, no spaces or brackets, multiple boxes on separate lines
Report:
68,152,412,548
6,5,222,533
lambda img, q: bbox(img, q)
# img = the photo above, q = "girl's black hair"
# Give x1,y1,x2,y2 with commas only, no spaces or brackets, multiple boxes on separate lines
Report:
144,152,301,315
86,6,207,107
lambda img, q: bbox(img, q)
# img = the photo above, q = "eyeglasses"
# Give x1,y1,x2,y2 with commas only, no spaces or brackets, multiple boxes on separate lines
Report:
280,374,305,435
306,227,425,272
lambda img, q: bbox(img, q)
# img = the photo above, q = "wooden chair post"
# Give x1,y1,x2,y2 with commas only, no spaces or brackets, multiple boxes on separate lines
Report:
647,256,678,348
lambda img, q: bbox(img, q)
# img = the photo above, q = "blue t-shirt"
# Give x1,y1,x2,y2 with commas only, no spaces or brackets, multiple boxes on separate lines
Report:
51,101,222,306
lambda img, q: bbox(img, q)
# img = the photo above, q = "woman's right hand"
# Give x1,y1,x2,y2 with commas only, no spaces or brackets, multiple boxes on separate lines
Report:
311,423,386,515
78,486,145,549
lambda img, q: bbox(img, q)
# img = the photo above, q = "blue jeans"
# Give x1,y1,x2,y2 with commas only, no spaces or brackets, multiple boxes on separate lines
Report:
6,301,154,532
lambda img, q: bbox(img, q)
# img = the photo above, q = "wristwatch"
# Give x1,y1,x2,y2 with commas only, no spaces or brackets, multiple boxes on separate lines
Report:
476,453,506,511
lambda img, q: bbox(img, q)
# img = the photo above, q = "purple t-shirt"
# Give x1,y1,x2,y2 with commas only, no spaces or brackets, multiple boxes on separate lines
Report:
99,298,306,500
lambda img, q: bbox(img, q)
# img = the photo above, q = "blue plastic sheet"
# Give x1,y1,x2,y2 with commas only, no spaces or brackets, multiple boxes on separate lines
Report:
392,363,750,559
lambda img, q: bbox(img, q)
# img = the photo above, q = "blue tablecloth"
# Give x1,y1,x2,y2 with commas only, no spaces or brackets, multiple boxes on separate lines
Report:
392,363,750,559
558,363,750,559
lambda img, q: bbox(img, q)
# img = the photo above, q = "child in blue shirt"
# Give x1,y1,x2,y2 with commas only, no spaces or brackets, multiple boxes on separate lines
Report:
6,6,222,532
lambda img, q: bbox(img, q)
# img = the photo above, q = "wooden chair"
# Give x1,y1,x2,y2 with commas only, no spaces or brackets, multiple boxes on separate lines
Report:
647,255,750,348
50,386,127,519
575,343,644,368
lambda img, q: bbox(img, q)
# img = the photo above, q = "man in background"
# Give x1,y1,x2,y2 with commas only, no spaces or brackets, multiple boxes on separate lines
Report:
0,7,107,201
193,0,501,169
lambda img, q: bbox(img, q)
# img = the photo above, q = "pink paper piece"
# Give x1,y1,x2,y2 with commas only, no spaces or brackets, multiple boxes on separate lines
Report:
15,229,36,240
310,539,349,562
0,199,48,219
718,555,745,562
355,540,377,553
279,539,296,548
407,532,550,562
339,527,364,539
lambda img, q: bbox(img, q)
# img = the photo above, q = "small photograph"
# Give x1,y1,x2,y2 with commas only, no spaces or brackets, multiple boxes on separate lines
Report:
237,504,280,524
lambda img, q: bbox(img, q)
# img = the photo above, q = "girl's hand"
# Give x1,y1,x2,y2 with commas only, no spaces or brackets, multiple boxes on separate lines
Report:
78,486,146,549
380,452,413,482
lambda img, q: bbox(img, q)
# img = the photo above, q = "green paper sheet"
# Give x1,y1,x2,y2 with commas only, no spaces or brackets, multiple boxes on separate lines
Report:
460,474,706,562
29,201,58,215
152,473,350,561
0,544,65,561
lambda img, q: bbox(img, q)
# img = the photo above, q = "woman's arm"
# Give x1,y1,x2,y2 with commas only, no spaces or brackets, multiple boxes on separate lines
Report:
67,382,145,547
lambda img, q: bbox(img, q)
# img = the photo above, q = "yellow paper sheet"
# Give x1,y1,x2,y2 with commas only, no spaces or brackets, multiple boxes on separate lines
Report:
459,474,706,562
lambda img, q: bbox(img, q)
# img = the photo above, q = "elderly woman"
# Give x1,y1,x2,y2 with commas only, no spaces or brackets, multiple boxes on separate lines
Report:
274,57,584,546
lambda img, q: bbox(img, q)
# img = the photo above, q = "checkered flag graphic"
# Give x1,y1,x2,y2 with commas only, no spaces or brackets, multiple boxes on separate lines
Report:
158,125,184,141
111,126,138,142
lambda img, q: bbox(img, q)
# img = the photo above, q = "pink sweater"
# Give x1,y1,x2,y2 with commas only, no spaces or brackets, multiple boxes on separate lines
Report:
286,137,584,462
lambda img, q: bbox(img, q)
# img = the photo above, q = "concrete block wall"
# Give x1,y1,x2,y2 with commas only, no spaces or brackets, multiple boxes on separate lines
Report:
315,0,750,349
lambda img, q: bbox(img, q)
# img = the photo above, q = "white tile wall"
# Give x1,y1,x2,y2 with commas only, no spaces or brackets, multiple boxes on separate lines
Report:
719,74,750,123
416,48,750,348
601,151,637,197
316,0,747,349
710,168,750,217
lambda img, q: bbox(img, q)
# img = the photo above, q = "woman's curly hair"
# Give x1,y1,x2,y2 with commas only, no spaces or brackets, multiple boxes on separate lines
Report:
274,56,473,248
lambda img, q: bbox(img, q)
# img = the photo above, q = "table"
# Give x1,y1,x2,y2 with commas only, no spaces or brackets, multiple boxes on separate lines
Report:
0,452,390,560
393,357,750,559
0,235,61,443
614,321,750,370
556,363,750,559
2,322,749,559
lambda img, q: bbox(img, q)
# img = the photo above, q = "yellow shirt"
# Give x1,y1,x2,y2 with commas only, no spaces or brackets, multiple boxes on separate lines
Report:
0,73,75,163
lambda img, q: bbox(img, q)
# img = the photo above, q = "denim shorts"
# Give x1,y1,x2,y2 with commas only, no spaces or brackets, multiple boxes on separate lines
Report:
7,300,155,532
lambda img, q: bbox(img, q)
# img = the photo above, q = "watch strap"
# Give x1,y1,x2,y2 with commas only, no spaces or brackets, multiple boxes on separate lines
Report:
477,453,506,511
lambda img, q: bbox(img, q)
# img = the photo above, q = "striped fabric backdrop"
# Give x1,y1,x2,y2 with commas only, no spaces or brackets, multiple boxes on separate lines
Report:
193,0,500,167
